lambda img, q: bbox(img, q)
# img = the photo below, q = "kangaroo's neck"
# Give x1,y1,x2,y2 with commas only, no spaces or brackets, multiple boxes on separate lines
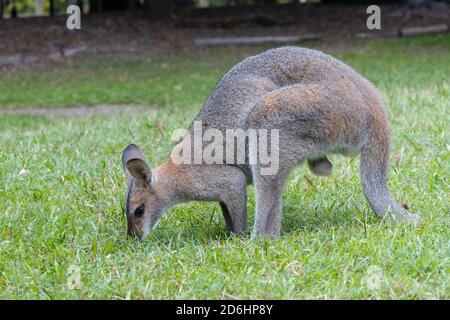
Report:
153,159,194,207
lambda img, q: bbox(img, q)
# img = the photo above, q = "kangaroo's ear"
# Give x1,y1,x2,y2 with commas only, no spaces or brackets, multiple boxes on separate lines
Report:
121,144,152,183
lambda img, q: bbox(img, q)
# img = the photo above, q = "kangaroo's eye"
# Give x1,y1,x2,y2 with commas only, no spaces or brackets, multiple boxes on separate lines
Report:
134,204,145,217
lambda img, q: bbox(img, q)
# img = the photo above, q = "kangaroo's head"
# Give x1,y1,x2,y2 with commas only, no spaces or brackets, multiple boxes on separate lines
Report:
121,144,165,240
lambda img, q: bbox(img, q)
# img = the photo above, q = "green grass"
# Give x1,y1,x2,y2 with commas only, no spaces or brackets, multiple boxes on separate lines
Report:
0,35,449,299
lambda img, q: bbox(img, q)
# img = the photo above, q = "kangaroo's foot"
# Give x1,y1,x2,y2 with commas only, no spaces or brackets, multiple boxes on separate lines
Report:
388,205,421,227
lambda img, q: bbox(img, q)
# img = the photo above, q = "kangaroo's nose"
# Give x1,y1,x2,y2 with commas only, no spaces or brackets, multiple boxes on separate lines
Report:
127,225,145,241
127,224,136,237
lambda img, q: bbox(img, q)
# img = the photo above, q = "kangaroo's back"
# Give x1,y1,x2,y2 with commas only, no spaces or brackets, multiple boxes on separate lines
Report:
190,46,382,132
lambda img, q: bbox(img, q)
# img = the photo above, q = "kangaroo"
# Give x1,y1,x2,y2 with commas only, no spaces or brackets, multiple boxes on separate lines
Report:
121,46,420,240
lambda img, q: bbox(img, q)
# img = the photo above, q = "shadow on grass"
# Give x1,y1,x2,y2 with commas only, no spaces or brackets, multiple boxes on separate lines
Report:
124,201,384,249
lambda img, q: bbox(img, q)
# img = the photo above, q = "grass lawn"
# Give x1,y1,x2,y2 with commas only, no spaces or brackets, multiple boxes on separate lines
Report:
0,35,449,299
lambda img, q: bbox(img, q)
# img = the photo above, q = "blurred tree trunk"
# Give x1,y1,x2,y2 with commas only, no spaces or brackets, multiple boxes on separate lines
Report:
90,0,103,13
90,0,139,12
128,0,140,10
11,3,18,18
0,0,3,19
145,0,175,19
49,0,55,16
67,0,84,13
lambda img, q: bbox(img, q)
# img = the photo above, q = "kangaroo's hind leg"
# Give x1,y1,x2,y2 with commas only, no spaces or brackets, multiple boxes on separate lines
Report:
251,147,308,237
251,168,289,238
246,85,322,237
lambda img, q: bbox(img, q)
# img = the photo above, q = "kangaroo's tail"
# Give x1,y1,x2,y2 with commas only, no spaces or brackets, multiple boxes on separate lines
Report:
360,107,420,225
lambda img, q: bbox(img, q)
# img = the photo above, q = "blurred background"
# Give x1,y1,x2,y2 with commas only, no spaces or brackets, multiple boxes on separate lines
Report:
0,0,448,67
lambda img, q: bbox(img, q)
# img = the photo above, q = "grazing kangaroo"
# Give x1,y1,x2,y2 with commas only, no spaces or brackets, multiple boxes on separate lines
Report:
122,46,420,240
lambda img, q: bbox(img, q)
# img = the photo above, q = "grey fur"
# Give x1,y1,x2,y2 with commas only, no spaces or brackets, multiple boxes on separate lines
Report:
122,46,420,240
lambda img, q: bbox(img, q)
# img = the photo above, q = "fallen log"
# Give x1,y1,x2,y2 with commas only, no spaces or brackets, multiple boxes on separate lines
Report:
194,34,321,46
355,31,400,39
355,30,400,39
400,24,448,36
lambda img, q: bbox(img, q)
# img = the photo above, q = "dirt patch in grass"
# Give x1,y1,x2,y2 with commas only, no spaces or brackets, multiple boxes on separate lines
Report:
0,104,154,117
